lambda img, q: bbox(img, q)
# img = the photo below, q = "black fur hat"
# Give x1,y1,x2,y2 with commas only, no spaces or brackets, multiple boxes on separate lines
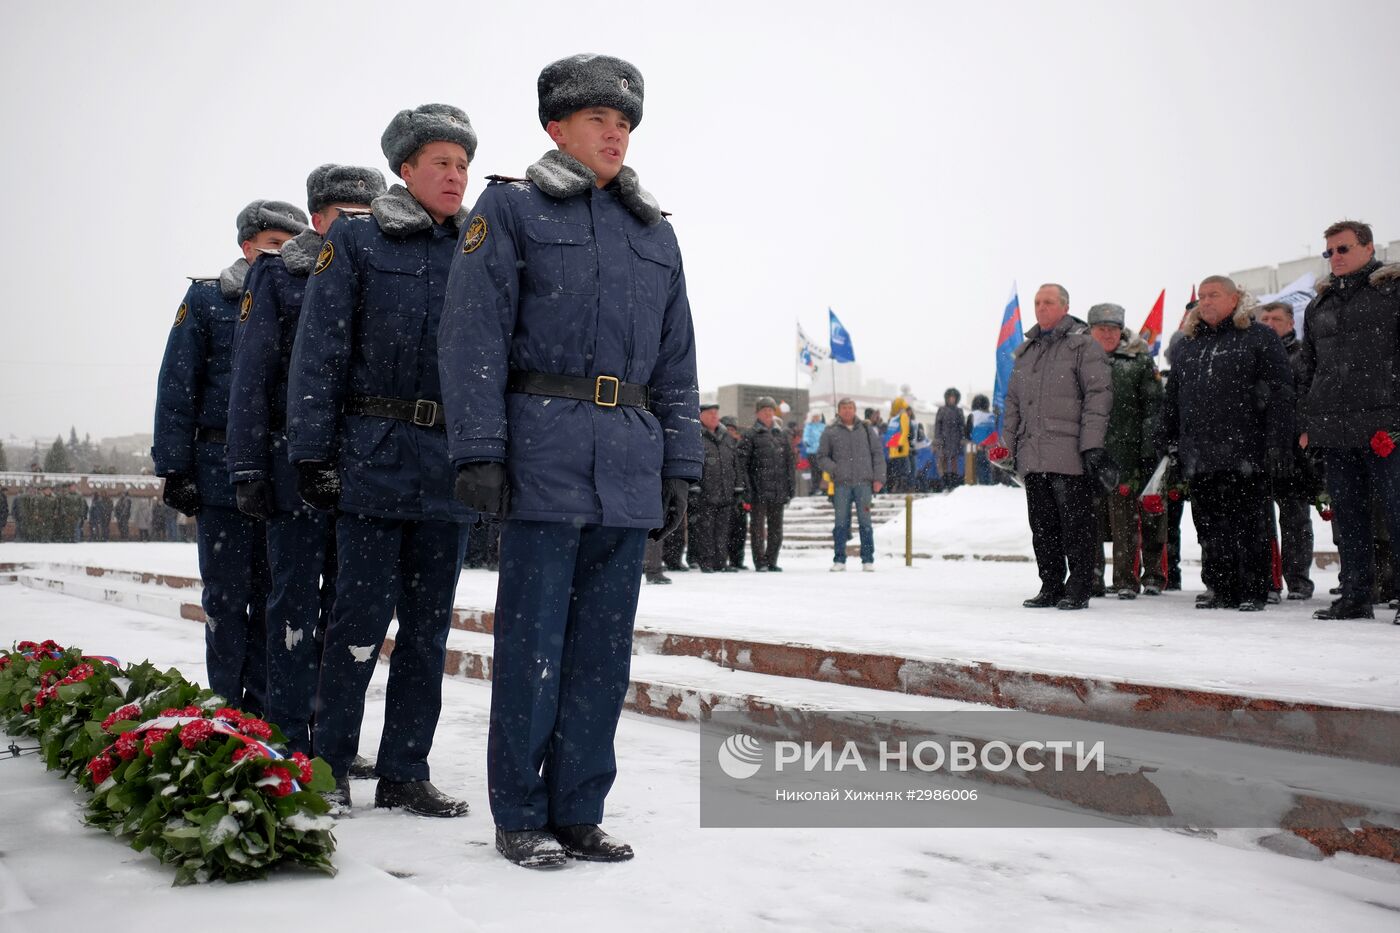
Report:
537,54,644,129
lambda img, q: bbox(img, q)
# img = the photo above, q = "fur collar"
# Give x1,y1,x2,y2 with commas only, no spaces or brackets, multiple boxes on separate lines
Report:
371,184,469,237
280,229,324,277
218,259,249,300
1183,291,1257,337
526,150,663,225
1014,315,1087,357
1112,328,1149,357
1315,260,1400,295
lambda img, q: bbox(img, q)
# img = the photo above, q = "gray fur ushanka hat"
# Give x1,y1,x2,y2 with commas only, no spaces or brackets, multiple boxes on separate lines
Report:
537,54,644,129
306,164,388,214
235,200,309,245
1087,303,1126,328
380,104,478,177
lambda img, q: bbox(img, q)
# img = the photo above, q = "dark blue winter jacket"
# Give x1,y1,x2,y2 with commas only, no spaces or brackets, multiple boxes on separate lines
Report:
226,231,321,513
286,186,472,523
438,151,701,529
152,259,249,508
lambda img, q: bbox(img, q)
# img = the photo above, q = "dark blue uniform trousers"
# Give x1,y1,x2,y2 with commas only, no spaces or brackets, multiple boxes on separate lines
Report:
488,520,647,831
196,505,270,714
264,508,336,755
1325,447,1400,603
314,513,466,781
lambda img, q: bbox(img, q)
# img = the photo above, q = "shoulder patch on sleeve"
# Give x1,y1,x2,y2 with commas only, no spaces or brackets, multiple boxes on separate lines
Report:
239,290,253,322
313,241,334,275
173,303,188,327
461,215,488,254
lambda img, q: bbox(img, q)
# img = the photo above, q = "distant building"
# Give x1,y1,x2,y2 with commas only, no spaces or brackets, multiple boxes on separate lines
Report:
716,384,810,427
1231,239,1400,295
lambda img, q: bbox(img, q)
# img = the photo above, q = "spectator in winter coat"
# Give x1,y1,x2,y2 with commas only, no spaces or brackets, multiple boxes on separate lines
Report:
1258,301,1318,602
722,416,749,568
1296,219,1400,622
1086,305,1162,598
884,397,913,493
802,413,826,495
999,283,1113,610
740,396,795,571
694,404,742,572
933,388,964,490
1160,276,1294,611
964,394,996,486
816,398,886,570
131,494,154,542
114,491,132,540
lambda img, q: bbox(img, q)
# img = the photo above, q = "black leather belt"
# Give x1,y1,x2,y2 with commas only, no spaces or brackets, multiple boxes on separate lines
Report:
196,427,227,444
345,395,445,428
506,371,650,409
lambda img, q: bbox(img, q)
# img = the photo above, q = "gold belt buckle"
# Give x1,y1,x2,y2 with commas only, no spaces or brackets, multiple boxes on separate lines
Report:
594,375,620,407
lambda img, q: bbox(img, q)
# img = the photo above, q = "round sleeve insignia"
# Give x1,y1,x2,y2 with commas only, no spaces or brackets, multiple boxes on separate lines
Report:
462,215,488,254
173,303,188,327
313,241,335,275
239,291,253,322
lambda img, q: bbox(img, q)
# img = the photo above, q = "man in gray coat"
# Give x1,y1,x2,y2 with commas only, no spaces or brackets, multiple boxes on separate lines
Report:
816,398,887,570
997,283,1113,610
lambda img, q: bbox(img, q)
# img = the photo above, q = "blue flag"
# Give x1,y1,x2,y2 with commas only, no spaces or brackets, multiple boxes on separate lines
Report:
993,285,1024,437
829,308,856,363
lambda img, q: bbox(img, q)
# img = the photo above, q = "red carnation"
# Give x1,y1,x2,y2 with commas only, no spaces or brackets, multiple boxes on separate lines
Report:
213,707,244,723
262,766,294,797
179,719,215,749
16,641,37,652
239,718,272,740
87,755,114,784
989,445,1010,462
60,663,95,685
1167,489,1181,502
1371,430,1396,458
1117,484,1131,497
1140,494,1165,516
142,729,169,756
1320,508,1334,522
21,702,32,714
0,655,11,671
232,745,262,764
102,704,141,732
290,752,314,785
114,731,139,760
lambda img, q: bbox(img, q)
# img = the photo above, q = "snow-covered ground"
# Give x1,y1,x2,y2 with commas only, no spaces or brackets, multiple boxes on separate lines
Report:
3,585,1399,933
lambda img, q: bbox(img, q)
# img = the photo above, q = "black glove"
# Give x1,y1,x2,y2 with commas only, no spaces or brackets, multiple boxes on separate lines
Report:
454,462,506,517
296,461,340,513
649,477,691,541
161,473,200,517
235,479,275,521
1080,448,1119,492
1266,448,1294,486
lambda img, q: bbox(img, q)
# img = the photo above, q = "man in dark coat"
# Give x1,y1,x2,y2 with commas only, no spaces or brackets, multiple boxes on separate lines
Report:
740,396,795,572
932,388,964,490
440,55,700,866
154,199,305,713
228,164,386,755
1160,276,1294,611
1258,301,1318,602
114,490,131,540
722,416,749,568
694,403,741,572
1297,219,1400,621
287,105,477,816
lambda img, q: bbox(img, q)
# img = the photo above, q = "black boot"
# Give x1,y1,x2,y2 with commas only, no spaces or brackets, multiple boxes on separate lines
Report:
645,571,671,585
496,828,567,868
324,775,352,817
1313,598,1374,621
1056,596,1089,611
552,824,634,862
374,779,469,817
348,755,376,779
1022,590,1062,609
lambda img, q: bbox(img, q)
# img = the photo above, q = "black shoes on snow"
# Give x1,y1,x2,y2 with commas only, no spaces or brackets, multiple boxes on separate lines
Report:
374,779,469,817
553,824,635,862
645,571,672,585
1313,599,1374,621
1236,600,1266,612
324,776,353,817
1022,590,1062,609
1056,596,1089,611
494,825,634,867
349,755,377,779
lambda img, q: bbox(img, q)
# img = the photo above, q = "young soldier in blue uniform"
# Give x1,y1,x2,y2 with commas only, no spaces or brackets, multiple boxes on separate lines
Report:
227,165,387,755
440,54,701,867
287,105,477,817
154,200,308,714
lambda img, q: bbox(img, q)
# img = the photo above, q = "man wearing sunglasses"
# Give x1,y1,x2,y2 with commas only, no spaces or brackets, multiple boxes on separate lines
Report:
1297,220,1400,622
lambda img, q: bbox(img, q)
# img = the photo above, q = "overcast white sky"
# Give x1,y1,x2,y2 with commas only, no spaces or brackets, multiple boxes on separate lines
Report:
2,0,1397,441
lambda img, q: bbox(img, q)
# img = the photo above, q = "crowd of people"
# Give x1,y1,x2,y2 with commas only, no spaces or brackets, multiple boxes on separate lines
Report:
995,219,1400,622
0,487,191,543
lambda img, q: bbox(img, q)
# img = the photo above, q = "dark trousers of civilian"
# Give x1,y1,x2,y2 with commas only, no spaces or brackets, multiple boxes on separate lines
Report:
692,503,732,571
1190,471,1270,604
749,499,785,570
728,504,748,567
1095,492,1142,593
1269,497,1314,598
1323,447,1400,604
313,513,466,781
196,505,270,715
264,507,336,756
488,520,645,831
1024,472,1096,601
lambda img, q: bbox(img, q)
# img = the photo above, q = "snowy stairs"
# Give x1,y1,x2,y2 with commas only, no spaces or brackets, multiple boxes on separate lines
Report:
780,495,917,553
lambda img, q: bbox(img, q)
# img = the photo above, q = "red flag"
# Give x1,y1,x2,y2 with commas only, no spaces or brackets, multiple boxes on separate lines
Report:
1138,289,1164,354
